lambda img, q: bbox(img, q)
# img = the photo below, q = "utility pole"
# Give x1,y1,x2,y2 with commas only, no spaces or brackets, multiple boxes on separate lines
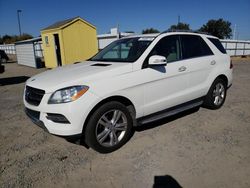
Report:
236,32,239,40
178,15,180,24
17,10,22,36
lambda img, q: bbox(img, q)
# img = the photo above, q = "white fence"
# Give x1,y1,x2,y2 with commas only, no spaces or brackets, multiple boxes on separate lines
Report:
0,44,16,54
0,38,249,58
0,42,43,57
221,40,250,56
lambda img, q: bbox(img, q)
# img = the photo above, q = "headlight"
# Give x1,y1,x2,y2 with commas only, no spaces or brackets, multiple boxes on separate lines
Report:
48,85,89,104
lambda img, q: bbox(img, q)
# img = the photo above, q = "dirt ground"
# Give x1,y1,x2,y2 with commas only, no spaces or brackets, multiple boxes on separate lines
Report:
1,59,250,188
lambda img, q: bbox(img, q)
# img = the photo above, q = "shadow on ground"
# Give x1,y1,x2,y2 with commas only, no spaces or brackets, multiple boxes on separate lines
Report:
153,175,182,188
135,107,200,132
0,76,30,86
66,107,200,149
4,60,17,64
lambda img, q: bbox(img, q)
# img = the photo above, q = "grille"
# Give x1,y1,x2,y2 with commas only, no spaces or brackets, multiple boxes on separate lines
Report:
25,86,45,106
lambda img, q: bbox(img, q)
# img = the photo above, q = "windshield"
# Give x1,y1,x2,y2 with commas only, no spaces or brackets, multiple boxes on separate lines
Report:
90,37,154,62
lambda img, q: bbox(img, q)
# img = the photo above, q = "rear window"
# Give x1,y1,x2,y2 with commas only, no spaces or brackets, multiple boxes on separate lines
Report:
181,35,213,59
207,38,227,54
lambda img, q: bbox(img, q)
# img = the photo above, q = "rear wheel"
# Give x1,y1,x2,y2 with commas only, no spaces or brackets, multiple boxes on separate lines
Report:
203,78,227,109
84,101,133,153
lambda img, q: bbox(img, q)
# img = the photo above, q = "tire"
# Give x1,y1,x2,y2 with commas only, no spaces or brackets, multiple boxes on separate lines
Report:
203,78,227,110
84,101,133,153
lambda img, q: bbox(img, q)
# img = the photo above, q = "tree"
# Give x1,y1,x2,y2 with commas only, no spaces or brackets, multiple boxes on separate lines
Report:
142,28,160,34
0,33,33,44
18,33,33,41
169,22,190,31
2,35,12,43
124,31,135,33
199,18,232,39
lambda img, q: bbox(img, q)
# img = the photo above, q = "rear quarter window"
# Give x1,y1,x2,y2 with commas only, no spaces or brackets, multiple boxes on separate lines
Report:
180,35,213,59
207,38,227,54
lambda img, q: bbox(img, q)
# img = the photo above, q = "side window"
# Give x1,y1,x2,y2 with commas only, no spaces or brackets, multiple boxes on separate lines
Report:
149,35,181,63
207,38,227,54
181,35,213,59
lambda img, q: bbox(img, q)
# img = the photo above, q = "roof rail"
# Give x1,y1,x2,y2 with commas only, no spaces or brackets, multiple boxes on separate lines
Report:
161,29,212,36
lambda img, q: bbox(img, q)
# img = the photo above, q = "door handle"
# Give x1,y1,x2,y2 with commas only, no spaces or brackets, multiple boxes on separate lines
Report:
210,60,216,65
178,66,187,72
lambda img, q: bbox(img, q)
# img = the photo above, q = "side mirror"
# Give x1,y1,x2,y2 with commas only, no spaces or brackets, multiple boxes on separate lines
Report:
148,55,167,66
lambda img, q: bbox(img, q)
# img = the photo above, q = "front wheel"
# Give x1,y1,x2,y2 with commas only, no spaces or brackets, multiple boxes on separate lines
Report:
203,78,227,109
84,101,133,153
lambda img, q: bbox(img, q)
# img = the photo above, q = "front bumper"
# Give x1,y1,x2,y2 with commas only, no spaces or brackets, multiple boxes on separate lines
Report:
25,108,48,132
23,88,100,136
25,108,82,143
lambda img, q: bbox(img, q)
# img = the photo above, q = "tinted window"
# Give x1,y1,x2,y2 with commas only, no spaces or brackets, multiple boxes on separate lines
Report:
208,38,227,54
149,35,181,63
181,35,213,59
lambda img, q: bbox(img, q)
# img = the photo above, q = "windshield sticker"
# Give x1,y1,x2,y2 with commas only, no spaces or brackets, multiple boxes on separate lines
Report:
138,37,155,41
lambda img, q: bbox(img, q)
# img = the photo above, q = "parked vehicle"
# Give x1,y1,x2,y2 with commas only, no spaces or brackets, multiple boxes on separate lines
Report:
0,50,8,73
24,31,233,153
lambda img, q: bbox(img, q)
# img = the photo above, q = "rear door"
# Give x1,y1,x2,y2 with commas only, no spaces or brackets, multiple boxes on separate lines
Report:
179,35,215,99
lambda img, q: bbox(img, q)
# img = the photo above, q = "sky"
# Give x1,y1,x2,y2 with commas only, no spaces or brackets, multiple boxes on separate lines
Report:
0,0,250,40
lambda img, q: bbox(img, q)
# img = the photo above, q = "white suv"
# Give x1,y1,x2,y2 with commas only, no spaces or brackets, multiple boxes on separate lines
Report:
24,31,233,153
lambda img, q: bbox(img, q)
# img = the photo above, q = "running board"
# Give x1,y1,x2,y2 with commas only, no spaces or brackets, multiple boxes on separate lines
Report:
137,99,203,125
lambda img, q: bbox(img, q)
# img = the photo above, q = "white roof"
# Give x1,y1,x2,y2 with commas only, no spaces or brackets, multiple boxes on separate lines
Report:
123,31,217,39
97,32,133,39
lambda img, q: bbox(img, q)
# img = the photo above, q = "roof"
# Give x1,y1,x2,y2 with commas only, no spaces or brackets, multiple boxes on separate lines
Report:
161,29,214,37
15,37,42,44
124,33,159,38
122,31,216,40
42,17,78,30
41,16,96,31
97,32,133,39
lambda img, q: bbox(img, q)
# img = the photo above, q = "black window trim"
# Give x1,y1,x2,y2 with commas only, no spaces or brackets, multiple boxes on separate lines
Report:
142,34,214,69
207,37,227,54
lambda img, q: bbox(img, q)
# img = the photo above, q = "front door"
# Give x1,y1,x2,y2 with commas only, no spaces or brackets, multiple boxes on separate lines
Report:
54,34,62,66
142,35,189,116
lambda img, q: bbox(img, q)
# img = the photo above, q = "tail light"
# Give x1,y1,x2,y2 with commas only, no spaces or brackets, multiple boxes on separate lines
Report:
230,60,233,69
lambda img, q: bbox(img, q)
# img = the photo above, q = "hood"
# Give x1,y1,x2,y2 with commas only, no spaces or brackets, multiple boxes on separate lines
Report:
26,61,133,93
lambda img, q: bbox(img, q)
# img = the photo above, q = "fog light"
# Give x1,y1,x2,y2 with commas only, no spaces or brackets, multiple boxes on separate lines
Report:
46,113,70,124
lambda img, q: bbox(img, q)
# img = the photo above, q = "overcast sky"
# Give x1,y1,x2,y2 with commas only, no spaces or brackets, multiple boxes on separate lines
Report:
0,0,250,40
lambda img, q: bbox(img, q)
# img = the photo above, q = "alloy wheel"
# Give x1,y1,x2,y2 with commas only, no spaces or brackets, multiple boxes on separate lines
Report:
95,109,128,147
213,83,225,106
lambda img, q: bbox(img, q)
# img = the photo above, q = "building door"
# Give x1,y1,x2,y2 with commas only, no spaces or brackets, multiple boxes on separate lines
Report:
54,34,62,66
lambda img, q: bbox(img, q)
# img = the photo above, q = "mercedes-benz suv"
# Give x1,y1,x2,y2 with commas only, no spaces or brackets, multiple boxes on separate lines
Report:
24,31,233,153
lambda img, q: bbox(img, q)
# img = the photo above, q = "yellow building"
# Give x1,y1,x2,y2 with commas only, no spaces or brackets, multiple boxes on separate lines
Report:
41,17,98,68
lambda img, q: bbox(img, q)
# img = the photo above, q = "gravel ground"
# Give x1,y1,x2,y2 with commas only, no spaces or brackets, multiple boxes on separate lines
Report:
0,60,250,188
